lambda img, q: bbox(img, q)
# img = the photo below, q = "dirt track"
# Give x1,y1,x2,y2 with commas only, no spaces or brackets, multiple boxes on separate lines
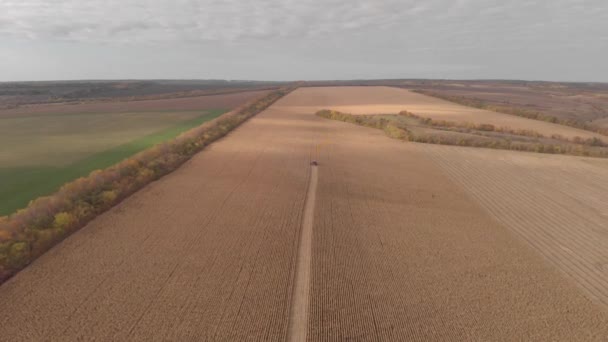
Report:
288,165,318,342
1,87,608,340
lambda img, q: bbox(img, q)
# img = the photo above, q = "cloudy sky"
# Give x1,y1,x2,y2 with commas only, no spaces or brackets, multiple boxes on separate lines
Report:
0,0,607,82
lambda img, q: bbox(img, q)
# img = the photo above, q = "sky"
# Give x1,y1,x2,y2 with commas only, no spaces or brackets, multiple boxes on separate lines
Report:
0,0,607,82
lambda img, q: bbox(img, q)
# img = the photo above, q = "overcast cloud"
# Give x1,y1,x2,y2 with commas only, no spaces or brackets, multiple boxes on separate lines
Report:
0,0,607,81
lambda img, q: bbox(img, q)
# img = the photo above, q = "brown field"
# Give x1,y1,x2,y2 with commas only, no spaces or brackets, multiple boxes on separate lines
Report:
287,86,603,140
1,86,608,340
0,90,270,118
422,144,608,307
409,80,608,129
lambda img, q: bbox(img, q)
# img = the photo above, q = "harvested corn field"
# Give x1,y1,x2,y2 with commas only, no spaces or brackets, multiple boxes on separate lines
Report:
422,144,608,308
1,86,608,341
0,93,313,340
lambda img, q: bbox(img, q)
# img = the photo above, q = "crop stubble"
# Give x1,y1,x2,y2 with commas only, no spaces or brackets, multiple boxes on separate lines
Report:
0,95,313,340
288,88,608,340
422,144,608,308
1,87,608,341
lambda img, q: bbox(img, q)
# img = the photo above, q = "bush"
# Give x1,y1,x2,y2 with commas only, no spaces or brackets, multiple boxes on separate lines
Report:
53,212,76,232
478,124,495,131
100,190,118,206
0,230,10,242
384,123,408,139
7,242,29,269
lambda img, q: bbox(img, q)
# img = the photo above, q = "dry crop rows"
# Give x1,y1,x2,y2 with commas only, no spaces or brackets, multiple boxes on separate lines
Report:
1,87,608,341
422,144,608,308
281,88,608,340
0,95,313,340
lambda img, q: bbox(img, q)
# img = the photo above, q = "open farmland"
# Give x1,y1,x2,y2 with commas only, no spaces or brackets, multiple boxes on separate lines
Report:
0,90,268,215
294,86,604,141
421,144,608,307
408,80,608,130
0,80,279,109
0,89,270,117
1,86,608,340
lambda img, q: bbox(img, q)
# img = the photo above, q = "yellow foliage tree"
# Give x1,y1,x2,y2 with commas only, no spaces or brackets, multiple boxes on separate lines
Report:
53,212,76,232
100,190,118,206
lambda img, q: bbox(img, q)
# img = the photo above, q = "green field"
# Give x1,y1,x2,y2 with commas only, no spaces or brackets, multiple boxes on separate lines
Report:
0,109,226,215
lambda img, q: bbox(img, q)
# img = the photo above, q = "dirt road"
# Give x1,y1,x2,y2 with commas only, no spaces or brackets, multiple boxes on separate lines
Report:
287,165,318,342
1,87,608,340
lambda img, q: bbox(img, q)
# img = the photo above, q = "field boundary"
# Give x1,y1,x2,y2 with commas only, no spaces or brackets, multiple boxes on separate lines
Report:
411,88,608,137
0,109,228,216
0,86,295,284
1,87,281,111
316,109,608,158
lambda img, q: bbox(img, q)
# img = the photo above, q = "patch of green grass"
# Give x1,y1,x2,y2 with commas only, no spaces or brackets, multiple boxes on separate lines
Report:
1,110,221,167
0,109,226,215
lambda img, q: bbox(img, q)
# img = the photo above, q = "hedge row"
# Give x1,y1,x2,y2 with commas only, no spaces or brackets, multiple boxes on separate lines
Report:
0,86,294,284
399,110,608,147
316,109,608,158
412,89,608,137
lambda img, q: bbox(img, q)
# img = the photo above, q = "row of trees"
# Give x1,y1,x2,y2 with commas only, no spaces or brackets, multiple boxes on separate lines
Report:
0,87,294,284
413,90,608,137
398,110,608,147
316,109,608,158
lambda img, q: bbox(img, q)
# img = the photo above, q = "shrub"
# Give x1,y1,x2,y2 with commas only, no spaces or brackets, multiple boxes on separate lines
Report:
53,212,76,232
478,124,495,131
7,242,29,269
0,230,10,242
383,123,408,139
100,190,118,206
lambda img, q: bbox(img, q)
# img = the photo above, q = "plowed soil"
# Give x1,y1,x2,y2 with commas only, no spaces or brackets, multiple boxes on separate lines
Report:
1,87,608,341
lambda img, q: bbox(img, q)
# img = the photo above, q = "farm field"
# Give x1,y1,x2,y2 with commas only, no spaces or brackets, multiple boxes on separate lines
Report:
0,80,278,109
421,144,608,307
0,89,270,117
1,86,608,340
0,90,268,215
294,86,604,141
408,80,608,129
0,90,313,341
